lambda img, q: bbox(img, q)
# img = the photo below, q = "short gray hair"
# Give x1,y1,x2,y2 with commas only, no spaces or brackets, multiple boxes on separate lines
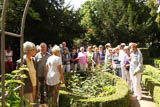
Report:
23,41,35,53
40,42,47,48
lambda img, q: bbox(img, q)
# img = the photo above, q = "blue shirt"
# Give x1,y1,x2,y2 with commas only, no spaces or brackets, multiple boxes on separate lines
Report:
99,51,105,61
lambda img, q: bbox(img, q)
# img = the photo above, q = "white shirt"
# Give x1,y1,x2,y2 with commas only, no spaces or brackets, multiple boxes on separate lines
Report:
119,49,125,64
5,50,13,62
130,51,143,73
46,55,62,86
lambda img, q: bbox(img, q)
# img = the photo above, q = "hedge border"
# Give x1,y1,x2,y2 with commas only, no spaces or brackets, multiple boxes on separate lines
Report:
152,58,160,68
59,72,130,107
142,75,160,107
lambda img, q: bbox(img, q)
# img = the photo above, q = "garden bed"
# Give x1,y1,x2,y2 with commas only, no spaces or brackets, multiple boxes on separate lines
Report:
59,71,130,107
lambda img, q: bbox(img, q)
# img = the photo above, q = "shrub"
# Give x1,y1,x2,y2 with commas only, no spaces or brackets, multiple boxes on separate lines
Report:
59,72,130,107
142,65,160,106
152,58,160,68
0,65,31,107
143,65,160,82
142,75,160,107
65,71,116,98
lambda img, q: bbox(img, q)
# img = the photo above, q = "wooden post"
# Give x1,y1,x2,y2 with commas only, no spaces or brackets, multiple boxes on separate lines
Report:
20,0,31,106
1,0,8,107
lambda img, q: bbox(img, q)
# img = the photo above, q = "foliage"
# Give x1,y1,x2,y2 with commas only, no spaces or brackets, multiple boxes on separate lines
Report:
146,0,160,23
143,65,160,82
79,0,160,45
142,75,160,107
65,71,116,98
0,65,29,107
59,72,129,107
153,58,160,68
0,0,85,62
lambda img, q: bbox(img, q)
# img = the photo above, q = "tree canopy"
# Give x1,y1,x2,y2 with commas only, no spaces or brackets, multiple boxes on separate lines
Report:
0,0,160,48
79,0,160,46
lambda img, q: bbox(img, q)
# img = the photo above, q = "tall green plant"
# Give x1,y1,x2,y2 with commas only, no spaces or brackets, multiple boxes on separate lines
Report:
0,65,28,107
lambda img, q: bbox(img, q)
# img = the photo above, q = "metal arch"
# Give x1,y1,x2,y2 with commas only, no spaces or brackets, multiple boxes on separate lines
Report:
0,0,31,106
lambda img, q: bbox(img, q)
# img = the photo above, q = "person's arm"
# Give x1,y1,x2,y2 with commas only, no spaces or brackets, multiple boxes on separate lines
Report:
73,53,78,61
58,64,64,84
45,65,48,84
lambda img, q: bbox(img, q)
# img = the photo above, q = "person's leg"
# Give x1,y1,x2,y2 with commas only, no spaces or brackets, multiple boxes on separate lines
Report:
66,65,70,72
79,64,83,71
62,65,66,73
39,77,45,103
118,68,122,77
24,93,33,107
121,64,126,81
71,63,74,72
8,62,14,72
83,63,87,71
134,73,142,100
52,84,60,107
32,86,36,102
48,86,54,106
130,71,135,94
126,71,131,91
74,64,77,72
5,62,8,73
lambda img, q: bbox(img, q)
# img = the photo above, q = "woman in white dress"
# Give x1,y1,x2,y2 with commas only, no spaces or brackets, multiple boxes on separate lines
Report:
46,45,65,107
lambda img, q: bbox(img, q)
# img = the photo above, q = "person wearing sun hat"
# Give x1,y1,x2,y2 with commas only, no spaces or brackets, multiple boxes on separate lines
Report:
112,47,121,77
99,45,105,64
104,43,111,67
123,46,132,93
130,43,143,100
105,48,113,66
62,47,71,72
119,43,126,80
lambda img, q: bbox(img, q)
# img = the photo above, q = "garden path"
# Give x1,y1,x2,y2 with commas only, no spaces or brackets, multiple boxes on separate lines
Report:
129,87,156,107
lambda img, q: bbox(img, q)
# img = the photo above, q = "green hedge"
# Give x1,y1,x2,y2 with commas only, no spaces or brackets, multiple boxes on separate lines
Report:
142,75,160,107
152,58,160,68
142,65,160,107
59,72,130,107
143,65,160,82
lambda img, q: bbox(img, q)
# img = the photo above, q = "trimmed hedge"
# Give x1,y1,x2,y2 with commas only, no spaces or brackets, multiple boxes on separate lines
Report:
142,75,160,107
59,72,130,107
152,58,160,68
142,65,160,107
143,65,160,82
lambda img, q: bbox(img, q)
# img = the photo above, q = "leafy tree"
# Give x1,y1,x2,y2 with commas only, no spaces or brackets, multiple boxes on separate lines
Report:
79,0,159,46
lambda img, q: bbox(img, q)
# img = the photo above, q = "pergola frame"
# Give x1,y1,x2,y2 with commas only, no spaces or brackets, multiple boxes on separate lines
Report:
0,0,31,106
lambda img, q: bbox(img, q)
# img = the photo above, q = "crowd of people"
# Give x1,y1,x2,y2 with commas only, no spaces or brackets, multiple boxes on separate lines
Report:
13,41,143,106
